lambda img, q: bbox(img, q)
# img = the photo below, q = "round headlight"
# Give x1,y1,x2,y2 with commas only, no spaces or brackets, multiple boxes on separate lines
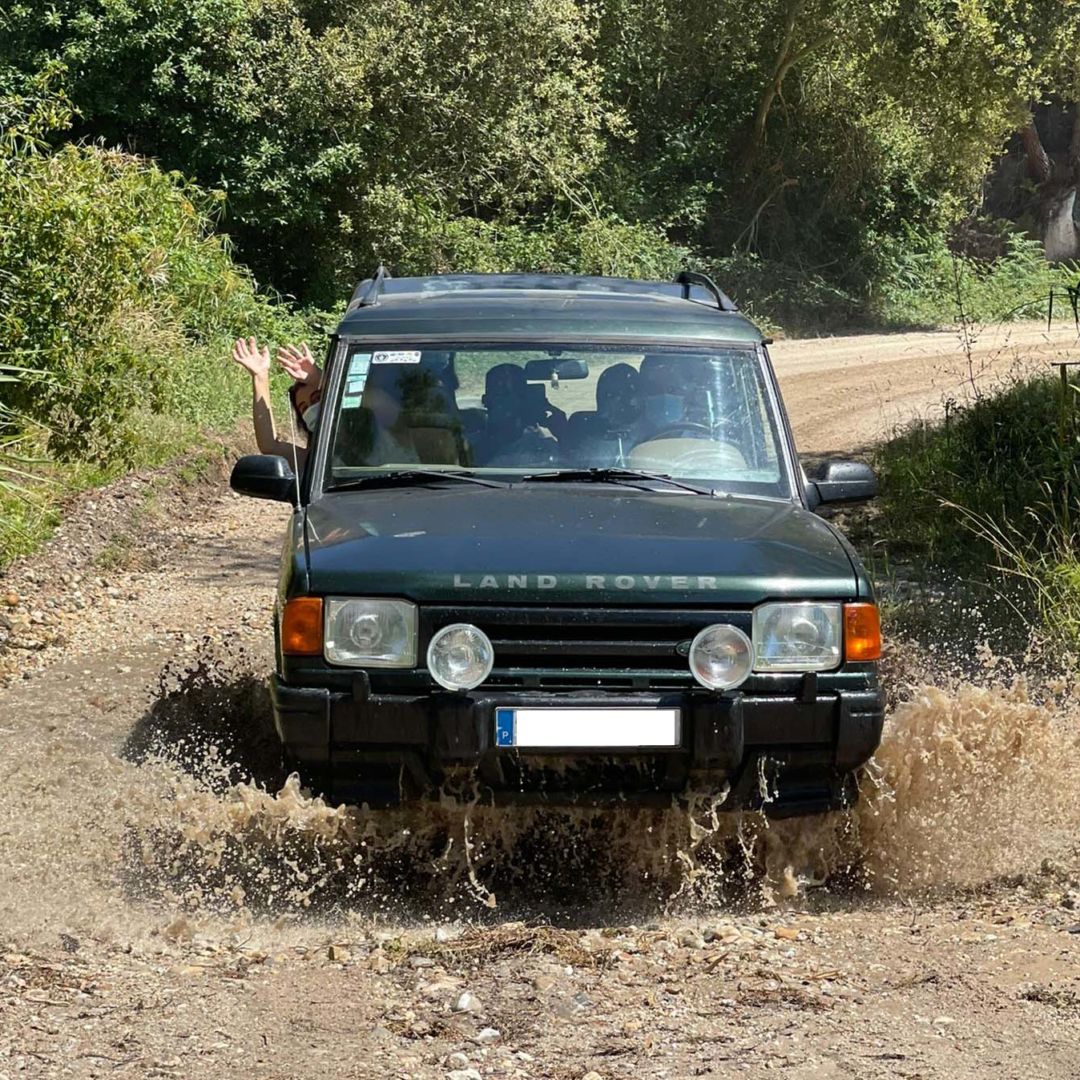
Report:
427,623,494,691
688,624,753,690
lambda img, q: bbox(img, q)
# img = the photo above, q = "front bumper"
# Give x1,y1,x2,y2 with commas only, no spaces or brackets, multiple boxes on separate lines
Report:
270,671,885,814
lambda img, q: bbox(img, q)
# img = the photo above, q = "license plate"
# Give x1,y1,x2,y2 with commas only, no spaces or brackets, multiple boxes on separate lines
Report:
494,707,681,749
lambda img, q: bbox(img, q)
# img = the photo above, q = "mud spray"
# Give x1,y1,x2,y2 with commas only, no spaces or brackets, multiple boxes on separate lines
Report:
2,641,1079,946
118,644,1080,921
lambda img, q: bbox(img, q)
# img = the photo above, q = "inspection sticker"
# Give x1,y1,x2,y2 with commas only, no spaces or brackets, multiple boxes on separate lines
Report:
372,350,422,365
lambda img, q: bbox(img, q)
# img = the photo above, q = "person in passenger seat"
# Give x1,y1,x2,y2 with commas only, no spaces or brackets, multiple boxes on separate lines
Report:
563,362,642,455
398,357,468,465
595,363,642,431
231,336,321,469
472,364,558,467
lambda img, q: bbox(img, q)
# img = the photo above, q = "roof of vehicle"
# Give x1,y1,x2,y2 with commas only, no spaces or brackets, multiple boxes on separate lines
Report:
334,272,766,347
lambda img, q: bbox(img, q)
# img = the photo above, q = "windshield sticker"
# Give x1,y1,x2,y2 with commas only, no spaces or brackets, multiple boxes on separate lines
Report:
343,354,371,408
372,350,422,365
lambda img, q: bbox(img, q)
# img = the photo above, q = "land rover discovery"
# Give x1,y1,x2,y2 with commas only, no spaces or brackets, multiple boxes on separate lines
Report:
231,271,884,816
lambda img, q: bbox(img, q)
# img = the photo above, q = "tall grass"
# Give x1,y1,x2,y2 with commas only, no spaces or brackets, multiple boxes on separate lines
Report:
873,373,1078,557
0,363,39,498
872,368,1080,647
948,501,1080,647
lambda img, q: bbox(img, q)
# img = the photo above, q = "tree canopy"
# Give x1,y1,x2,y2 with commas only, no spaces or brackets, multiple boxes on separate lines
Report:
3,0,1079,312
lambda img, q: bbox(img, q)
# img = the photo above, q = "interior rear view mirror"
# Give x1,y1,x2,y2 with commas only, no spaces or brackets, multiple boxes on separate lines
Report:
524,358,589,382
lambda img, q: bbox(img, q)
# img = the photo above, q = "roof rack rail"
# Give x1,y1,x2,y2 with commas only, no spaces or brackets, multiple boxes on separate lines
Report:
349,264,392,311
675,270,737,312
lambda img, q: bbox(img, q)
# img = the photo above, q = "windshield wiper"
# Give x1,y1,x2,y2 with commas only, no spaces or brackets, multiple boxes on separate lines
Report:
327,469,510,491
519,467,714,497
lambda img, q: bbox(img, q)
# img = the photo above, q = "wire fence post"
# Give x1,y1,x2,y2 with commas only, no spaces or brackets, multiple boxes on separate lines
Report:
1057,360,1080,538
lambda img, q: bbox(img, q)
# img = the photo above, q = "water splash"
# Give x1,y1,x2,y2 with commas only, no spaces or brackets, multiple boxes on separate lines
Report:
3,644,1078,952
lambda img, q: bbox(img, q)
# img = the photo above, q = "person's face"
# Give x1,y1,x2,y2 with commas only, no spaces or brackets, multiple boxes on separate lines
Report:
294,383,322,431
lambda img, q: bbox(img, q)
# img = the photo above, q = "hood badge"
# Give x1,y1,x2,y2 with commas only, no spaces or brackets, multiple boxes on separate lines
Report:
452,573,722,591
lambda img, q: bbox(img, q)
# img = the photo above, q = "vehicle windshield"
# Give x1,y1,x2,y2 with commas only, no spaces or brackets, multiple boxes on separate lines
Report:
323,345,790,497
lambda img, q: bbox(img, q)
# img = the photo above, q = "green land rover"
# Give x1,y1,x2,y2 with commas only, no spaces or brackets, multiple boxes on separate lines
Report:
231,271,884,816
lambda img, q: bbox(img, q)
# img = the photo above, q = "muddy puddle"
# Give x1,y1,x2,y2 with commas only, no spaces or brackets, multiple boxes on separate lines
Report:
3,637,1079,952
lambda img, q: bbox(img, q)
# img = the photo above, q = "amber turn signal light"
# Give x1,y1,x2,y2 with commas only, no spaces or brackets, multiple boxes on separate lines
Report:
843,602,881,662
281,596,323,656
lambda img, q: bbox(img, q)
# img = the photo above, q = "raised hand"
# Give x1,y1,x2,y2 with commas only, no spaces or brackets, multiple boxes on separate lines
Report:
231,336,271,379
277,342,322,387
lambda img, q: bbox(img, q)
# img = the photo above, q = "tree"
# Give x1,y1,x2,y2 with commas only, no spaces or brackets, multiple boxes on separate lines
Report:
1,0,616,302
6,0,1080,312
594,0,1079,294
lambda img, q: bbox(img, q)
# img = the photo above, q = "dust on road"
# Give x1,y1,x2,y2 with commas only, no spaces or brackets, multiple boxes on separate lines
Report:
1,327,1079,1079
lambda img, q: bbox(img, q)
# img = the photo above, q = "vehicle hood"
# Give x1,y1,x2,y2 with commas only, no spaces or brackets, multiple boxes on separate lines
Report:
303,486,859,604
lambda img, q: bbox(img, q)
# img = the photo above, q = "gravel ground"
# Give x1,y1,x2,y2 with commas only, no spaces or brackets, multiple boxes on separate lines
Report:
1,328,1080,1079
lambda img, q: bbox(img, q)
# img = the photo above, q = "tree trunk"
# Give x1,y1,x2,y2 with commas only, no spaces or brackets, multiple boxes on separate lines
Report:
1019,117,1052,184
1068,103,1080,183
745,0,828,163
1019,111,1080,262
750,0,804,153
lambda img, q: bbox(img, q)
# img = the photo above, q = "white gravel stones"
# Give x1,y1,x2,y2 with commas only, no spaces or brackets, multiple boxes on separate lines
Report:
677,928,705,949
452,991,482,1014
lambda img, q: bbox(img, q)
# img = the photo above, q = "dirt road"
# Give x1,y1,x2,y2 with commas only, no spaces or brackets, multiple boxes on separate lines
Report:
771,320,1080,452
1,328,1079,1079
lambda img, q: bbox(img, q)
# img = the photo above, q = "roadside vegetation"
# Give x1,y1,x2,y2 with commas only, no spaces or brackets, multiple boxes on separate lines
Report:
3,1,1079,321
0,80,314,562
868,365,1080,651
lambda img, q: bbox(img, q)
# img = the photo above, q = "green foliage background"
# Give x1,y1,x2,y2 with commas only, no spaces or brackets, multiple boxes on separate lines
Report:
1,79,311,464
0,76,313,561
5,0,1079,315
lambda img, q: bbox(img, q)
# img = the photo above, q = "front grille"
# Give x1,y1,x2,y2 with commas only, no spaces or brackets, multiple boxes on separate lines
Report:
422,605,753,689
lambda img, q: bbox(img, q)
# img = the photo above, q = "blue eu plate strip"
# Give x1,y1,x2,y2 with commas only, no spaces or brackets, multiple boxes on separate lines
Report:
495,708,515,747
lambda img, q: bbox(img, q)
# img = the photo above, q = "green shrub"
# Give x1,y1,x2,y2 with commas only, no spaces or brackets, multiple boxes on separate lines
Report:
0,86,307,466
341,188,690,283
872,372,1079,562
874,229,1078,328
869,364,1080,650
702,253,863,334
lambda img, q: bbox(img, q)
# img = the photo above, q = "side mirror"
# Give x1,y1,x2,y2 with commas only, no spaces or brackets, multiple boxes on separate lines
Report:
230,454,297,503
808,459,877,506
